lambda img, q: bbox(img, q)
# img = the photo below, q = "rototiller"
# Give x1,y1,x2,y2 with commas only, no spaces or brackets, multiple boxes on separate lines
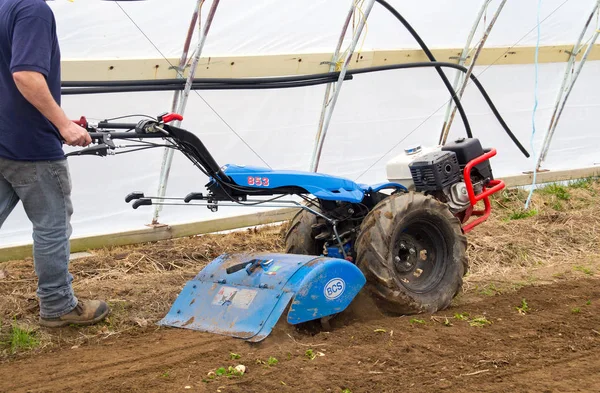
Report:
67,100,525,341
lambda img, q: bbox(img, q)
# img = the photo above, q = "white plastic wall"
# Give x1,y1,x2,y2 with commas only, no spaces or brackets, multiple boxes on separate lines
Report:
1,0,599,246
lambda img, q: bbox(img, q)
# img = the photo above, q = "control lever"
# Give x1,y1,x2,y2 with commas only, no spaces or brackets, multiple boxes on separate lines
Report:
65,144,110,157
72,116,88,128
184,192,204,203
157,112,184,124
132,198,153,209
125,192,145,203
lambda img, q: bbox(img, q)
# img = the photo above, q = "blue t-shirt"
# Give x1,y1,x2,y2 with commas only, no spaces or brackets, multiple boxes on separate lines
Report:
0,0,64,161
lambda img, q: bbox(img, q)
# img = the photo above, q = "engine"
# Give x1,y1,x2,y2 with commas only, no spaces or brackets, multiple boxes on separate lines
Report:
407,138,494,213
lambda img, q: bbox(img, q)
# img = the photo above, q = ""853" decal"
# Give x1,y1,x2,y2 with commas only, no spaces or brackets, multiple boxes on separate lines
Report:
247,176,270,187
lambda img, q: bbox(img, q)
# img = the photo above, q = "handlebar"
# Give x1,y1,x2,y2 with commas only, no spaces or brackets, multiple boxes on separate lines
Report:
66,112,189,158
96,122,138,130
88,132,166,141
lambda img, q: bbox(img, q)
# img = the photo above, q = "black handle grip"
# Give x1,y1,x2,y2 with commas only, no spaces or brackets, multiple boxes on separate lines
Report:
132,198,152,209
184,192,204,203
125,192,145,203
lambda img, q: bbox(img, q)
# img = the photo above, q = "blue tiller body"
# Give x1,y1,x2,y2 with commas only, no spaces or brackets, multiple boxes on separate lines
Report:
159,253,366,342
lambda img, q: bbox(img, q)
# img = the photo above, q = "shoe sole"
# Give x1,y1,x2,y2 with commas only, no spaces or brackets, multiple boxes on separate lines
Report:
39,307,111,328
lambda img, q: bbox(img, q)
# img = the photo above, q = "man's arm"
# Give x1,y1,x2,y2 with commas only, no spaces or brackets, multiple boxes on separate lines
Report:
13,71,91,147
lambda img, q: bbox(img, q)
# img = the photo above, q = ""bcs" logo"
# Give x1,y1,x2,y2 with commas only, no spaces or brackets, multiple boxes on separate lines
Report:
324,278,345,300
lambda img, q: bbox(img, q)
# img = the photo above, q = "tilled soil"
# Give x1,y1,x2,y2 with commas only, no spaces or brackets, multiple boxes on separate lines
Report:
1,277,599,393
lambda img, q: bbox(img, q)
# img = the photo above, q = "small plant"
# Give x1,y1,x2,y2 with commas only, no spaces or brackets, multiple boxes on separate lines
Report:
480,283,499,297
442,317,452,327
516,298,530,315
574,266,594,275
469,317,492,327
541,184,570,201
571,307,581,314
215,367,227,377
305,349,316,360
9,324,39,354
586,300,592,306
210,366,245,378
227,366,244,377
229,352,241,360
409,318,426,325
160,371,170,378
342,389,352,393
454,313,469,321
551,201,564,211
569,177,594,189
509,209,538,221
268,356,278,366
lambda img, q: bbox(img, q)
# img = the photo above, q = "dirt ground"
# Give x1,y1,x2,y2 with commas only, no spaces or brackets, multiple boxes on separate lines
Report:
0,180,599,393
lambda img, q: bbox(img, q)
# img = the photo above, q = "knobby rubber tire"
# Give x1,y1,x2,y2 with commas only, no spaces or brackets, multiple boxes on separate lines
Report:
284,208,324,255
355,192,468,315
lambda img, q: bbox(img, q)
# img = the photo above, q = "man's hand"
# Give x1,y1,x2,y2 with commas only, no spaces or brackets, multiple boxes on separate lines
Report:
59,122,91,147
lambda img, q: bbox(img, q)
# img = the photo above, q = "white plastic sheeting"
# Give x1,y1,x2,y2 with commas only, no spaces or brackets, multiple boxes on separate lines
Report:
1,0,599,246
51,0,597,56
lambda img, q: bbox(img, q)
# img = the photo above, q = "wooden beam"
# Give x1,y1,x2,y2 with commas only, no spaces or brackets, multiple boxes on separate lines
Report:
0,208,297,263
61,44,600,81
502,166,600,188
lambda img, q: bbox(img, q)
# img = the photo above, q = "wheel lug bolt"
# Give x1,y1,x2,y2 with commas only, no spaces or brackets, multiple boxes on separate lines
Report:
409,248,416,255
394,256,401,263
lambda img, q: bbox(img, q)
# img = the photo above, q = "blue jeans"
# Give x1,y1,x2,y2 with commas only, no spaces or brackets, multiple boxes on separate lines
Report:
0,156,78,318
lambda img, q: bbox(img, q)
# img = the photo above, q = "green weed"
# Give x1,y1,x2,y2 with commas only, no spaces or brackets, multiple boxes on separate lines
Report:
409,318,426,325
540,183,571,200
508,209,538,220
569,177,595,189
574,266,594,276
268,356,278,366
229,352,241,360
571,307,581,314
480,283,499,296
305,349,316,360
516,298,529,315
8,324,39,354
454,313,469,321
469,317,492,327
211,366,244,378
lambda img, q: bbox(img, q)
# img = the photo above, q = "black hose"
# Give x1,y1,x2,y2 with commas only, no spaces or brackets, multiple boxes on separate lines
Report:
61,75,352,95
374,0,471,138
61,74,343,88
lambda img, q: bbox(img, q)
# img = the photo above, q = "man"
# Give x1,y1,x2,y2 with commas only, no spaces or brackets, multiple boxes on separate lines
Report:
0,0,110,327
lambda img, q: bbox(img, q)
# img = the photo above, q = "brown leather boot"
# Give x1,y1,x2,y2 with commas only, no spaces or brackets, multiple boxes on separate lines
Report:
39,300,110,327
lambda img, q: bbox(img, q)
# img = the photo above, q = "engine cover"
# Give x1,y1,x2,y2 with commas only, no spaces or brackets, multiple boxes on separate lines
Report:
442,138,493,181
409,151,461,192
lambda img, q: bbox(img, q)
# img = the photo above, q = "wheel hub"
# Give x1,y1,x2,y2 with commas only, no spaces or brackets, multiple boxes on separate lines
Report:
391,219,447,294
394,242,419,272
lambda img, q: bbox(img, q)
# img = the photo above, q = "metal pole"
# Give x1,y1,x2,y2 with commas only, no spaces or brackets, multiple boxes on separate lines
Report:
152,0,220,224
310,0,357,172
310,0,376,172
439,0,492,144
537,1,600,170
440,0,507,145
